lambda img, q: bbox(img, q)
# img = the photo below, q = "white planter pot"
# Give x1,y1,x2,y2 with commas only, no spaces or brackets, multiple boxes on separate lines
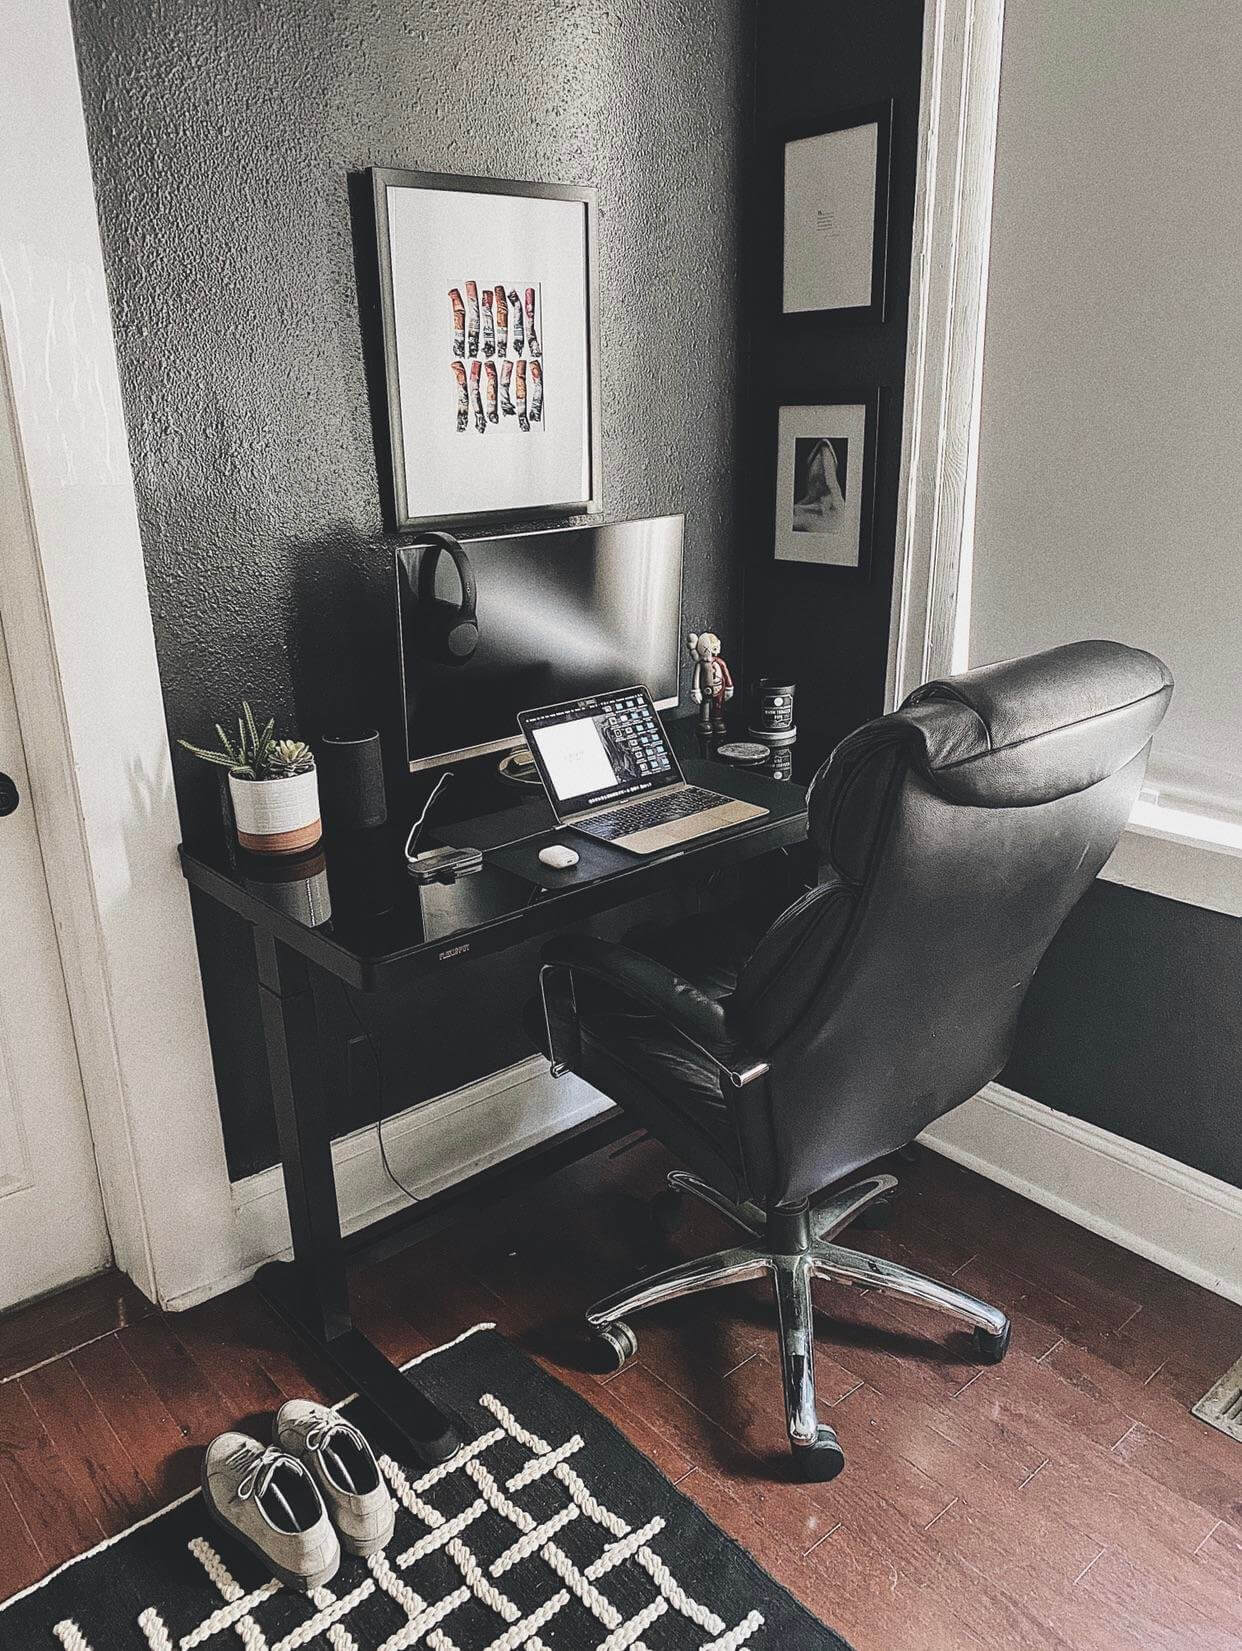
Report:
228,768,321,855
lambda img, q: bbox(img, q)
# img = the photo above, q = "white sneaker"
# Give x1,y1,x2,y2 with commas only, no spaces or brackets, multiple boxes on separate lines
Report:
201,1432,340,1592
274,1400,396,1558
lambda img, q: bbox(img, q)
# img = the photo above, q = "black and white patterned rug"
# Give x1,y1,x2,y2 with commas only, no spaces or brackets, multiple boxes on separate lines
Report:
0,1324,850,1650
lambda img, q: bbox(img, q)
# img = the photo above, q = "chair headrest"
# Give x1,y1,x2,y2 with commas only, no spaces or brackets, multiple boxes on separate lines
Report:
895,640,1173,807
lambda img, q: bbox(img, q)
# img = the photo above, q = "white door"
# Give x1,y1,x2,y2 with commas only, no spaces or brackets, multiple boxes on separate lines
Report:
0,612,111,1309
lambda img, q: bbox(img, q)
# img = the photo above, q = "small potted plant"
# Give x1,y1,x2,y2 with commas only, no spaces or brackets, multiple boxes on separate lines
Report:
179,703,321,855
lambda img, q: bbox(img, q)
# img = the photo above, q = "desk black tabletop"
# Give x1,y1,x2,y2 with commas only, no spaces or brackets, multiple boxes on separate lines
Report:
180,756,808,992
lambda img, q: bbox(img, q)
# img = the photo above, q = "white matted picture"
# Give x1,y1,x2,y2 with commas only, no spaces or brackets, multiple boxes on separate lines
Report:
782,103,892,321
372,168,601,529
774,400,877,576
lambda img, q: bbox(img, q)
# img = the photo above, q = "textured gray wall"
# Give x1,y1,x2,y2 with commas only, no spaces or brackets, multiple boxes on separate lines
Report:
70,0,755,835
68,0,755,1178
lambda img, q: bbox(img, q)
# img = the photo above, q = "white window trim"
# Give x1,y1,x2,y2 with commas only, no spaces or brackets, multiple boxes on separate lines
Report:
1101,791,1242,918
887,0,1237,917
886,0,1006,713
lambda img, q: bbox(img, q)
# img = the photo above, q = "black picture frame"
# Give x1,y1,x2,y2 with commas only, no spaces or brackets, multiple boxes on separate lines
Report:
370,167,603,532
779,101,894,324
771,391,879,581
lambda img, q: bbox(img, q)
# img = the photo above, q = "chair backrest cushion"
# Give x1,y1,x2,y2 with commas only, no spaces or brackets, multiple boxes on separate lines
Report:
732,641,1171,1206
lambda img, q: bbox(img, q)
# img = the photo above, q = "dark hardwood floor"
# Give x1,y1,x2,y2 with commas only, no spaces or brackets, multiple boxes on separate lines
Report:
1,1140,1240,1650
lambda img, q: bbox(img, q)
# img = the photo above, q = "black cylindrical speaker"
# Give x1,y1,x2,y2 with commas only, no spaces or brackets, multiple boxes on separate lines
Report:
316,731,388,830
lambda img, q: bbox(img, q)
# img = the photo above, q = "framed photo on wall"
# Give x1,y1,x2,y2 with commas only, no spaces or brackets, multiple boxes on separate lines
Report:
782,102,893,322
773,397,878,577
371,168,602,530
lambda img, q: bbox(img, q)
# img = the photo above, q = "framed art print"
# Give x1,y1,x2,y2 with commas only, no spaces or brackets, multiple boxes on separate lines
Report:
372,168,602,530
782,102,893,322
773,398,877,576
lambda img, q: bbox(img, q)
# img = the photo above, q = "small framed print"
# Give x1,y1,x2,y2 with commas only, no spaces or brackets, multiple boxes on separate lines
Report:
773,398,877,576
371,167,602,530
782,102,893,322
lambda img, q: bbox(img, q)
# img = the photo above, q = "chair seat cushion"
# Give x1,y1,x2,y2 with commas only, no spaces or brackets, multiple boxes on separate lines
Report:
580,1016,729,1120
620,903,774,1000
573,900,778,1176
574,1017,747,1203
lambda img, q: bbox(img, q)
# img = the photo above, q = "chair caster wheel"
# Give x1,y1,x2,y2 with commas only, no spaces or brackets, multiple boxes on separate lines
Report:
590,1321,638,1373
791,1426,846,1483
650,1187,685,1238
854,1195,893,1231
973,1321,1011,1364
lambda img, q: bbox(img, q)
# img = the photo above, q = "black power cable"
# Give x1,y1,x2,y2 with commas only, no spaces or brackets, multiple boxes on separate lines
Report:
341,986,421,1206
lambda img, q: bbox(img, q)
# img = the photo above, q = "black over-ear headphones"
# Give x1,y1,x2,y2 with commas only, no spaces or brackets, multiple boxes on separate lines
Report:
413,531,480,664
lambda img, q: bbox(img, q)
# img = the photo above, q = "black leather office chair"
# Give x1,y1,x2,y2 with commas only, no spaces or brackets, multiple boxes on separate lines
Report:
538,641,1172,1479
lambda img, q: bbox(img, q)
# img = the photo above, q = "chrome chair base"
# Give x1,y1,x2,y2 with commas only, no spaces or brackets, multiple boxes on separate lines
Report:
585,1170,1011,1480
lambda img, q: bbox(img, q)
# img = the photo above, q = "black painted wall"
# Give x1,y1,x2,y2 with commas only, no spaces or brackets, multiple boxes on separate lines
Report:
70,0,756,1178
743,0,925,774
70,0,754,839
1003,882,1242,1188
741,2,1242,1197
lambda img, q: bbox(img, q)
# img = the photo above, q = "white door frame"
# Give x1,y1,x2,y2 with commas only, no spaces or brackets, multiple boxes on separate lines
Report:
0,0,237,1309
886,0,1006,707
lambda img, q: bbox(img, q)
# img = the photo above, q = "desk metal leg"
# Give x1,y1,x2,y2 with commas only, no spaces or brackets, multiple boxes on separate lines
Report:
252,930,461,1466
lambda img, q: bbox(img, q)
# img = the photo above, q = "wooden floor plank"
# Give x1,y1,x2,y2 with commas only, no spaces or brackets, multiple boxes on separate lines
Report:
20,1356,153,1536
225,1286,343,1407
0,1470,46,1601
828,1380,1100,1592
967,1390,1232,1582
1109,1417,1242,1528
0,1141,1239,1649
554,1362,696,1484
0,1271,155,1384
683,1466,990,1651
951,1250,1142,1352
114,1318,236,1457
0,1377,105,1572
170,1295,291,1432
1057,1541,1242,1651
70,1332,193,1508
1194,1518,1242,1597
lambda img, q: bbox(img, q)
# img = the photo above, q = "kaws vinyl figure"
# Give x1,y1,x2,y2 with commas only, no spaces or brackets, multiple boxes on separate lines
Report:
687,631,734,732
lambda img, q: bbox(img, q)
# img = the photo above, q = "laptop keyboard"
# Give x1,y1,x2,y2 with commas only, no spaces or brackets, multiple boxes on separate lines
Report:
584,787,726,841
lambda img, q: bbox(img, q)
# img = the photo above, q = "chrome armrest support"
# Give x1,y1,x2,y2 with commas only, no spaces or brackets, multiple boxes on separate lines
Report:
537,939,770,1091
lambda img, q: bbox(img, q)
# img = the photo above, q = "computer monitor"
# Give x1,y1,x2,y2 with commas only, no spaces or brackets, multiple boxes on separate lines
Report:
396,515,684,771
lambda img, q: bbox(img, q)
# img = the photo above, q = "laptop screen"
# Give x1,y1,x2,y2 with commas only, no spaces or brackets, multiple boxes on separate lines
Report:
518,687,684,817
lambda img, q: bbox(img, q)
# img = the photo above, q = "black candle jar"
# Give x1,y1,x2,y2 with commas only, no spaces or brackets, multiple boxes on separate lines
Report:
753,679,796,734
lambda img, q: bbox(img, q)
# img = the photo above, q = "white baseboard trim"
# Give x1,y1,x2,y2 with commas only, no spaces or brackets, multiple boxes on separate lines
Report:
163,1058,611,1311
921,1082,1242,1306
170,1065,1242,1314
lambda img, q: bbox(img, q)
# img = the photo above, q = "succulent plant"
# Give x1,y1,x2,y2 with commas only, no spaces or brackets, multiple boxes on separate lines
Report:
178,702,314,780
268,739,316,777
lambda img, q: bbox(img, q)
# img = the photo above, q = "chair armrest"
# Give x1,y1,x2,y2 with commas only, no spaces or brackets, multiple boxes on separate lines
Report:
539,933,769,1088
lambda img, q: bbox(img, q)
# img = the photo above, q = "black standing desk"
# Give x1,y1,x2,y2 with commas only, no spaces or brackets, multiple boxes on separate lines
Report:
180,749,807,1467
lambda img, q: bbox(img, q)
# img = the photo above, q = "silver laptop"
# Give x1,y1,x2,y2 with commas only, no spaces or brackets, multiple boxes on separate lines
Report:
518,686,767,855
